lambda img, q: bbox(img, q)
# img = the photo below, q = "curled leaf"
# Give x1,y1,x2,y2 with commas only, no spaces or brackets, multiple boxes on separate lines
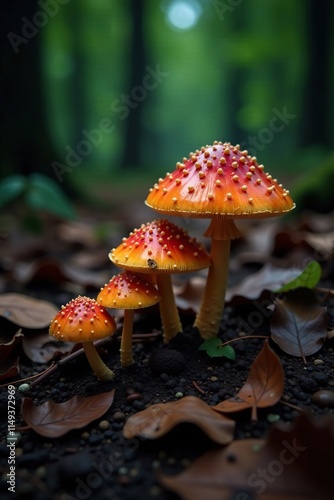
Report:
213,340,284,421
159,413,334,500
225,264,302,303
124,396,235,445
0,330,24,381
271,289,327,363
22,331,74,363
0,293,58,329
21,390,115,437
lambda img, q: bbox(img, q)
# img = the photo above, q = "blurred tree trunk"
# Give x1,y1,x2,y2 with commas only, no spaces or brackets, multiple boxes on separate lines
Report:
120,0,147,169
300,0,332,148
67,3,86,148
1,0,77,196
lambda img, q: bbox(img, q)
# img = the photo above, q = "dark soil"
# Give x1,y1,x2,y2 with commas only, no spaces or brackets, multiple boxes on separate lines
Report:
1,205,334,500
1,292,334,500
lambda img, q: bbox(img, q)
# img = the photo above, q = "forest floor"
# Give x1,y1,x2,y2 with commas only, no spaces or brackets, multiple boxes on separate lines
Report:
0,198,334,500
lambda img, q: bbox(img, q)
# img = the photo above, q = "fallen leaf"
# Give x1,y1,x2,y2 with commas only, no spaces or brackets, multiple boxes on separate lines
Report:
174,276,206,314
21,390,115,438
13,256,110,289
0,330,23,381
270,289,328,363
22,331,74,363
213,340,284,421
159,412,334,500
225,264,302,303
0,293,58,328
123,396,235,445
302,231,334,259
274,260,321,292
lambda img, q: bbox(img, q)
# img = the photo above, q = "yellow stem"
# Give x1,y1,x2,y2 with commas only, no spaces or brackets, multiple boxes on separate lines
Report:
82,342,114,380
194,218,241,339
156,274,182,343
120,310,134,367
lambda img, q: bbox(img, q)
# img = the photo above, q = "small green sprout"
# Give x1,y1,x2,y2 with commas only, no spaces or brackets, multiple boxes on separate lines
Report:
199,338,236,360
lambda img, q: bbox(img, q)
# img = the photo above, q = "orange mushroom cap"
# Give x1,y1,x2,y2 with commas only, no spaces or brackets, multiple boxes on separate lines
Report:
97,271,161,309
145,141,295,218
49,296,117,343
109,219,211,274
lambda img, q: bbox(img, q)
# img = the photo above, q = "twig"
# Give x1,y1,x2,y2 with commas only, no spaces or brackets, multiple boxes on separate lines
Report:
219,335,270,348
29,334,119,388
279,399,305,413
0,363,56,389
192,380,206,394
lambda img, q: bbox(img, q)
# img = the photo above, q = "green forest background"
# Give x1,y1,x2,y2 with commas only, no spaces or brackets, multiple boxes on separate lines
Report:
1,0,334,210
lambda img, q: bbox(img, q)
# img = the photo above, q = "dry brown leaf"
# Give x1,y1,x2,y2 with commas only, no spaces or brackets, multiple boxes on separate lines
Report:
159,412,334,500
22,331,75,363
0,293,58,328
13,256,109,289
21,390,115,438
174,276,206,313
123,395,235,445
225,264,301,303
0,329,23,381
213,341,284,422
271,289,328,363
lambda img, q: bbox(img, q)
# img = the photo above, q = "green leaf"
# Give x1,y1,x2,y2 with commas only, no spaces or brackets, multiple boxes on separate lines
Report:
0,175,26,209
25,174,76,220
199,339,236,359
274,261,321,293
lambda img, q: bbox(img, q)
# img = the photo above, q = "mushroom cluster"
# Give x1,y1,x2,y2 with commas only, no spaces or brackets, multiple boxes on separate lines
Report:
146,141,295,339
49,140,295,379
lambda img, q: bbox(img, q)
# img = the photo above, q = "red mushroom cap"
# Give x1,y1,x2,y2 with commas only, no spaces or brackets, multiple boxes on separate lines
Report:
145,141,295,218
49,296,117,343
109,219,211,274
97,271,161,309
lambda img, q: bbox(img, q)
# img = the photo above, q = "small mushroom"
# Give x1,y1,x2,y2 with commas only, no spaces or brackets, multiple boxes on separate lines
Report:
49,296,117,380
109,219,211,343
146,142,295,339
97,271,161,367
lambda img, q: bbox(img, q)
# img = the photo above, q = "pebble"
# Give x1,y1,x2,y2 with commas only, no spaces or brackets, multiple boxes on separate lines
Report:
298,375,318,393
99,420,110,430
313,359,324,366
58,451,94,484
113,411,125,422
311,390,334,408
88,433,103,446
210,376,218,382
18,383,30,393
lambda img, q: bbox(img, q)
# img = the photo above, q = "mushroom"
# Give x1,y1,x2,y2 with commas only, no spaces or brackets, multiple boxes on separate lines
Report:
49,296,117,380
97,271,161,367
109,219,211,343
145,141,295,339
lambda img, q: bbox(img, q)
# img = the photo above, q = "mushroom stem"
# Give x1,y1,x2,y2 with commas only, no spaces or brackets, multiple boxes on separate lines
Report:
194,218,241,339
82,342,115,380
120,310,135,367
156,274,182,343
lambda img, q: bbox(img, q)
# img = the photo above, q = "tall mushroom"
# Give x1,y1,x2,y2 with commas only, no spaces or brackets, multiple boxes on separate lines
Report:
49,296,117,380
145,141,295,339
97,271,161,367
109,219,211,343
